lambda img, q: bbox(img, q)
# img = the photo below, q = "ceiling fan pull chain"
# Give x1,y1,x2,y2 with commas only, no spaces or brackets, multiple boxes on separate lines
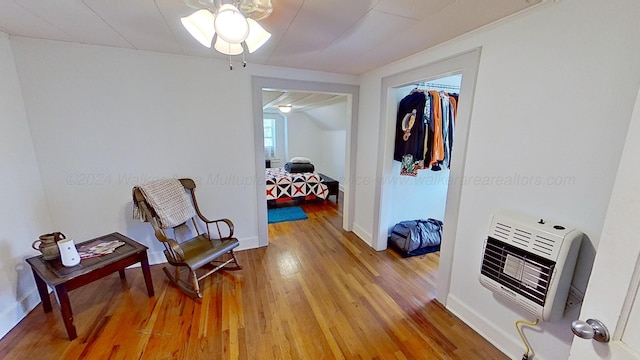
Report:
243,48,247,68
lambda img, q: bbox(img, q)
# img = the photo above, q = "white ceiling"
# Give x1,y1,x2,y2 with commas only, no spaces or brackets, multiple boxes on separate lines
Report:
263,89,346,113
0,0,543,75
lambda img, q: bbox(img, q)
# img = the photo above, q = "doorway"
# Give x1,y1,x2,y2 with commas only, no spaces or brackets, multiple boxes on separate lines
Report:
388,74,462,231
261,89,349,181
251,77,359,247
261,89,349,222
374,48,481,305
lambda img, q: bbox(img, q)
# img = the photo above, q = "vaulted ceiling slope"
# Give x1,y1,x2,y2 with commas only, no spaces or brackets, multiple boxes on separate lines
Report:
263,89,346,113
0,0,541,75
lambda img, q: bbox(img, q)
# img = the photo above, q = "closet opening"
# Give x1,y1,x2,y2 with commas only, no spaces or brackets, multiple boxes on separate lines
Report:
374,48,482,305
387,74,462,295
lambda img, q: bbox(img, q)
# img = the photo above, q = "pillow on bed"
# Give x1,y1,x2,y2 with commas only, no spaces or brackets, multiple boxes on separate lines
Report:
285,162,315,173
290,157,311,164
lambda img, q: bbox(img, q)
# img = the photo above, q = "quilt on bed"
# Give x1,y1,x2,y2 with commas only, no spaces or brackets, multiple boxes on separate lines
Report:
266,167,328,201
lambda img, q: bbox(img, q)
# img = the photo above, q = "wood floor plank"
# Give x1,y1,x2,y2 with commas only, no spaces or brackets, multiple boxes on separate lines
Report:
1,196,507,359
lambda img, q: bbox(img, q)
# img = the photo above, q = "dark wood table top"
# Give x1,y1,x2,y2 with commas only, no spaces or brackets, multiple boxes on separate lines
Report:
26,232,148,286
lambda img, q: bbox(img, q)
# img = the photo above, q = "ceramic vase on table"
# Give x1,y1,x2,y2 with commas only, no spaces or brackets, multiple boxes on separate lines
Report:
57,238,81,267
32,232,66,260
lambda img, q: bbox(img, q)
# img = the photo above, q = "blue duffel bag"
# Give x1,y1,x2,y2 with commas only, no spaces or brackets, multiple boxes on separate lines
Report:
388,218,443,257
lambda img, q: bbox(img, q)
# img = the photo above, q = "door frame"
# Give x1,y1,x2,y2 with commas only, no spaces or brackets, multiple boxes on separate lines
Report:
568,84,640,359
251,76,359,247
373,48,482,305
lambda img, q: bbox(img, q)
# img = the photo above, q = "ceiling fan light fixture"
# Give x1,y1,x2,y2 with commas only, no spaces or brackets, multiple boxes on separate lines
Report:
182,1,272,67
245,18,271,53
214,4,249,44
181,9,216,47
278,105,293,113
214,36,244,56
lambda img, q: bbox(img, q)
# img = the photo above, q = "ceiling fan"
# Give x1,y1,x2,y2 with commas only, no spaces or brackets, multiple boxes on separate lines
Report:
181,0,273,69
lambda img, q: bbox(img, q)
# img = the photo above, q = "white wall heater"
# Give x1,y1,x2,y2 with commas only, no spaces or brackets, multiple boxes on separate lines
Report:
479,211,583,322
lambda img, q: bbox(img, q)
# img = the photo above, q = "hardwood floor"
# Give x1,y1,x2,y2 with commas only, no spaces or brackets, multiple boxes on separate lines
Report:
0,196,507,359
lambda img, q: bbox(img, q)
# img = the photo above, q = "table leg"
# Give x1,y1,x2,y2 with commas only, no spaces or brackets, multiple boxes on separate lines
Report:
140,252,154,297
119,269,126,280
54,284,77,340
32,268,52,313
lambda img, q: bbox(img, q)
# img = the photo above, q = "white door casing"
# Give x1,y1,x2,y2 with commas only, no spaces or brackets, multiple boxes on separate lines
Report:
374,48,482,305
568,88,640,359
251,76,359,247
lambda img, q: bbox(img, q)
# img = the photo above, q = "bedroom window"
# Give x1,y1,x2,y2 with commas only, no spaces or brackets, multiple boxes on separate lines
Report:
263,118,276,158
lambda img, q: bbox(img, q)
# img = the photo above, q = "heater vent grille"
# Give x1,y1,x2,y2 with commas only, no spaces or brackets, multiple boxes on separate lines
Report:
493,222,512,241
532,235,556,256
512,228,532,247
490,221,563,258
481,237,555,306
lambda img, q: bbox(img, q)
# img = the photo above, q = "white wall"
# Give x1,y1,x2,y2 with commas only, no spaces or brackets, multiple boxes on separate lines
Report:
316,129,346,185
306,100,348,183
286,112,323,165
354,0,640,359
388,164,450,225
9,36,357,261
0,32,53,339
305,100,348,130
285,109,346,182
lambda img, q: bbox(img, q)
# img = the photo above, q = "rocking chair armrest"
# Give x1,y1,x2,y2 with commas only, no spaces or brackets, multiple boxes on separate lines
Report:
202,217,235,238
187,186,234,238
165,237,185,263
151,227,185,262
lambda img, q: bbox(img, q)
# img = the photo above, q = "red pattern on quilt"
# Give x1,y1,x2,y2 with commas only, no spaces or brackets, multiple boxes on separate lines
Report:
265,167,328,201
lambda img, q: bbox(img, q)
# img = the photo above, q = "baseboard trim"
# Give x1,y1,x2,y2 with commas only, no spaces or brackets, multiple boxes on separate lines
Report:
146,251,167,266
0,287,41,341
351,222,373,247
446,294,541,360
236,236,260,251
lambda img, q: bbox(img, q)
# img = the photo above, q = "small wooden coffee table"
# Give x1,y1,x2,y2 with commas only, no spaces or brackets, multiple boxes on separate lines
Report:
26,232,154,340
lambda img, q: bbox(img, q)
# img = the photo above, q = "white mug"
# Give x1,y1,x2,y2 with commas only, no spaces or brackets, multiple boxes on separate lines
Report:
57,238,80,267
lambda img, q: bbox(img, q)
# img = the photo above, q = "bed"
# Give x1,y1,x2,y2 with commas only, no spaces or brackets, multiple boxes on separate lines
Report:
265,167,329,204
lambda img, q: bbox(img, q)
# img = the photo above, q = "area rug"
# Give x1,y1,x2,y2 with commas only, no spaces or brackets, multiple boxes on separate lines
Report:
268,206,308,224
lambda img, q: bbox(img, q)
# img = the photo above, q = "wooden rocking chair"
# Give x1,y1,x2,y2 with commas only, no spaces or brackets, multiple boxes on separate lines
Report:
133,178,241,298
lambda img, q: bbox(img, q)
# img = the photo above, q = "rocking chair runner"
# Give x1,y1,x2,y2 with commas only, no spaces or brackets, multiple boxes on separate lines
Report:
133,178,241,298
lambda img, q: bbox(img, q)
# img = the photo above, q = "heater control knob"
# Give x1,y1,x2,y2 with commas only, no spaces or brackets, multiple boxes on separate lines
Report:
571,319,610,343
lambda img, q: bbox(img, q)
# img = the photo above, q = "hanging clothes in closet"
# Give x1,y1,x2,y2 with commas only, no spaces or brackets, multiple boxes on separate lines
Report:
394,89,459,175
425,90,458,171
393,89,426,176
